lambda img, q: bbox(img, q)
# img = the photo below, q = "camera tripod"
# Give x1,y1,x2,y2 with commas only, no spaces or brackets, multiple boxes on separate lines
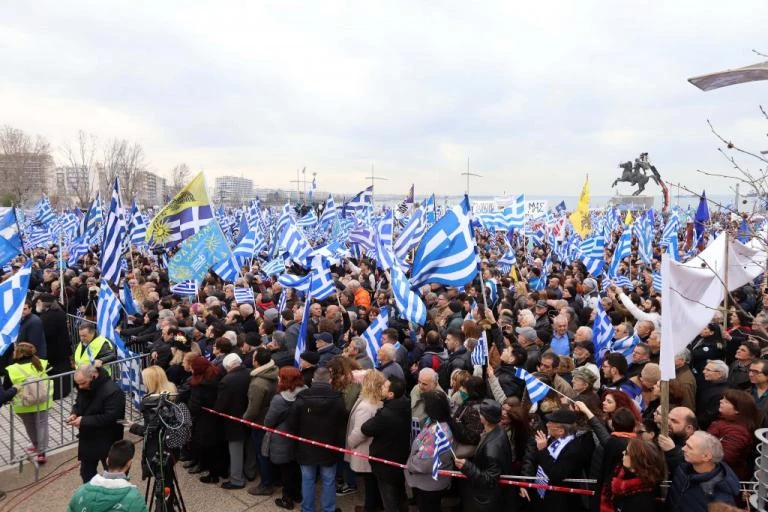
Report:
144,458,186,512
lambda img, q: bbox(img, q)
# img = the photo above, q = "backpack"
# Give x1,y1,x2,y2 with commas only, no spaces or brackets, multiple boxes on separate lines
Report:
17,366,48,407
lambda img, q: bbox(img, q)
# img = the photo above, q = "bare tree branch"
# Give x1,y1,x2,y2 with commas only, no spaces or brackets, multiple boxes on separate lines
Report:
0,126,53,205
61,130,97,209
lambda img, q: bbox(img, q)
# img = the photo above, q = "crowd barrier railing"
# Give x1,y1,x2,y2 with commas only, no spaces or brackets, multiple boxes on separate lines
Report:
753,428,768,512
1,354,149,477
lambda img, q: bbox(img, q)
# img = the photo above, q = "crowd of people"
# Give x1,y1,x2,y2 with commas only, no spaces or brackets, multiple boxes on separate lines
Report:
0,215,766,512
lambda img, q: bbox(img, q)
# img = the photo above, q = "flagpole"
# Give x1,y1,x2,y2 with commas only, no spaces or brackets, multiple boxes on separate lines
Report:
58,230,65,305
722,230,729,331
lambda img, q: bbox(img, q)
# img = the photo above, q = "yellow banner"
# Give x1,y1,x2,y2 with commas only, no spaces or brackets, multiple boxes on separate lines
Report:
569,177,591,238
146,172,210,242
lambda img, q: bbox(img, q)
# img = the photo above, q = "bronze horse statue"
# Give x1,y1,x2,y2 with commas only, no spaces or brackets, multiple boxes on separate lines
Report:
612,160,649,196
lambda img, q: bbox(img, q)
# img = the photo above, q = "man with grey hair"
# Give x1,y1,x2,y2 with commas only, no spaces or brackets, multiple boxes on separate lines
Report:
343,336,374,369
674,348,697,411
67,364,125,483
515,326,540,373
410,368,445,426
213,353,250,489
377,344,404,381
665,431,740,511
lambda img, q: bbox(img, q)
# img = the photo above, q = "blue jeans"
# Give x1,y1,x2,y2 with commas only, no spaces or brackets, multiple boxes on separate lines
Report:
300,464,337,512
252,429,274,487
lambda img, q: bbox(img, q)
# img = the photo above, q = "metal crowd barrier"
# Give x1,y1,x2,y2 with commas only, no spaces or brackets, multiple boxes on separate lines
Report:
753,428,768,512
0,354,149,476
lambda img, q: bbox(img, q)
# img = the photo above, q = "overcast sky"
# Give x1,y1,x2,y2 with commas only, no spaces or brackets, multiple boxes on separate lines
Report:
2,1,768,198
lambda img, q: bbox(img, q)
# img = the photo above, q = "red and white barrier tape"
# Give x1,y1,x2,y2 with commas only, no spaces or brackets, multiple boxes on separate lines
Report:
203,407,594,496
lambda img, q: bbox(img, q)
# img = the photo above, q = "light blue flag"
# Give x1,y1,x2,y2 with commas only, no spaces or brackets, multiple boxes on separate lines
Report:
122,282,138,315
374,209,394,270
262,256,286,276
319,194,337,227
362,306,389,366
168,222,231,284
278,272,312,291
294,289,313,367
471,332,488,366
234,287,254,304
391,264,427,325
170,281,197,296
211,254,240,282
432,423,451,480
0,261,32,356
514,366,549,404
410,195,478,289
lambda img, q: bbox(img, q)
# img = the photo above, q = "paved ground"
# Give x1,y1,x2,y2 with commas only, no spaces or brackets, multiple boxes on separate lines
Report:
0,432,370,512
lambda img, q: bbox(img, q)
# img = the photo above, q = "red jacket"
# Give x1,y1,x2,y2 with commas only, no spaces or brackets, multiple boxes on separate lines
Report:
708,418,753,480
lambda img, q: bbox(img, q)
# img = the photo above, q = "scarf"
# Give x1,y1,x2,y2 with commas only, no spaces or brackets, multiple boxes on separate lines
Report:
535,434,575,497
599,467,653,512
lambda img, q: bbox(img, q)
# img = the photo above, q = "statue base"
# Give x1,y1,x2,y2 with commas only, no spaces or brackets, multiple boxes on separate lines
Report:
610,195,654,211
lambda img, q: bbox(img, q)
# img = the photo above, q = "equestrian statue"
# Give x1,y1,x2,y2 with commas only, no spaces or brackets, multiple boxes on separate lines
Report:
611,152,670,211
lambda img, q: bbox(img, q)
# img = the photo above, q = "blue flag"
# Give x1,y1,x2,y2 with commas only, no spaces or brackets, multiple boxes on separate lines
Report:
0,261,32,356
168,222,231,284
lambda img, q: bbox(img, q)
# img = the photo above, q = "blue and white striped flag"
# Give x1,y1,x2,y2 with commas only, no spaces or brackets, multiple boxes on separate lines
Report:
170,281,197,296
128,200,147,247
393,207,426,269
101,178,127,286
278,272,312,291
0,261,32,356
652,271,662,291
608,225,632,277
432,423,452,480
234,286,255,305
471,332,488,366
296,210,318,228
507,194,526,229
410,195,478,288
613,274,634,290
592,300,615,366
279,222,314,266
308,255,337,300
661,210,679,262
514,366,549,404
343,186,373,217
390,264,427,325
374,209,394,270
362,306,389,366
262,256,286,276
611,334,640,362
233,229,260,266
497,246,517,274
294,289,313,367
33,195,56,227
97,281,143,407
319,194,337,227
211,254,240,282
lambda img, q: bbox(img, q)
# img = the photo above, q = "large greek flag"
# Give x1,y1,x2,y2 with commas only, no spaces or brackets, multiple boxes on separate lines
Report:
607,224,632,277
592,300,615,366
319,194,337,227
410,196,478,289
362,306,389,366
0,261,32,356
101,178,127,286
374,209,394,270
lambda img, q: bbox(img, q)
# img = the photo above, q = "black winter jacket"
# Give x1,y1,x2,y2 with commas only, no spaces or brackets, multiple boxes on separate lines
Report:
287,382,347,466
361,396,411,483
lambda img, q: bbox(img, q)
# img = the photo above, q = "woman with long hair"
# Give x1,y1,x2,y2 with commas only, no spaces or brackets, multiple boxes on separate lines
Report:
601,390,641,430
405,390,455,512
608,439,666,512
707,389,759,480
186,355,224,482
447,369,471,411
344,370,386,511
265,366,307,510
3,342,52,463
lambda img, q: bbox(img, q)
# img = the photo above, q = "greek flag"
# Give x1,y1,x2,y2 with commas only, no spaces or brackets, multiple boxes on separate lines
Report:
24,226,51,249
362,306,389,366
279,222,314,266
661,210,679,262
0,261,32,356
497,246,517,273
507,194,526,229
348,223,376,251
410,196,478,288
393,207,426,268
32,195,55,227
294,289,313,367
262,256,285,276
652,271,662,291
297,210,318,228
128,200,147,246
233,229,261,266
210,254,240,282
471,332,488,366
390,264,427,325
309,255,337,300
170,280,197,296
635,212,653,266
234,286,255,304
613,274,633,290
319,194,337,227
579,254,605,277
312,241,349,265
579,234,605,259
374,209,394,270
343,186,373,217
592,300,615,366
607,225,632,277
423,194,436,224
514,366,549,404
432,423,452,481
67,240,90,267
122,282,138,315
611,334,640,361
97,282,143,407
279,272,312,291
101,178,127,286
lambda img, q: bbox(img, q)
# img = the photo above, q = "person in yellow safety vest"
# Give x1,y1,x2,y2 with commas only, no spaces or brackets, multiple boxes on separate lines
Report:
3,342,53,464
74,323,117,375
